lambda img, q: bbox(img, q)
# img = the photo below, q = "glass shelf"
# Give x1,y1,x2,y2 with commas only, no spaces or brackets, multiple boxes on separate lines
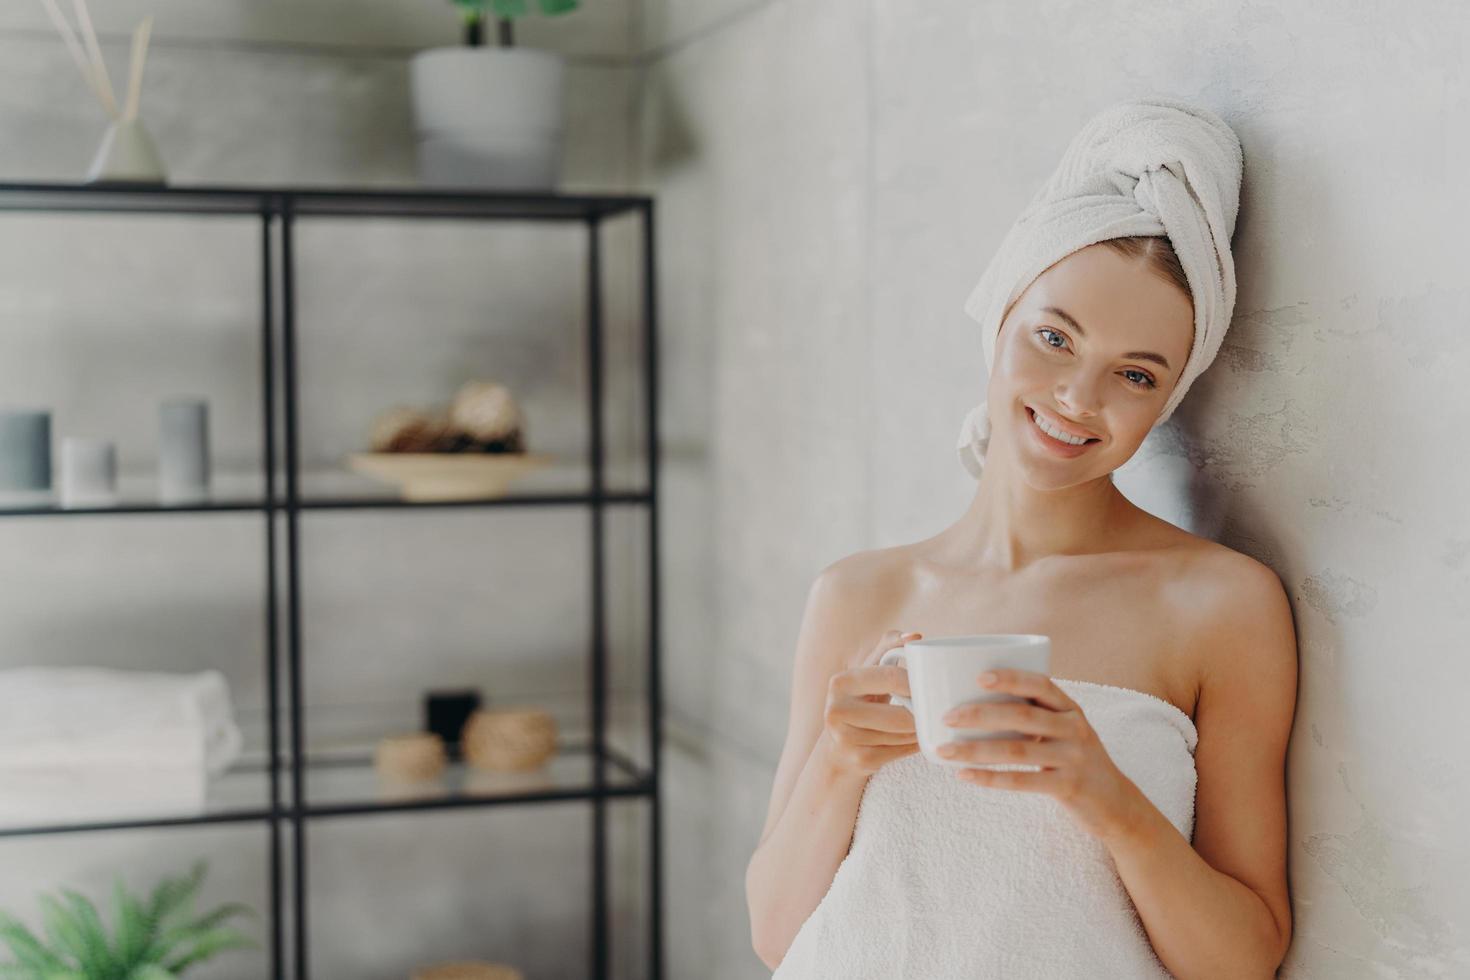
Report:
0,463,651,518
303,743,649,819
0,745,651,838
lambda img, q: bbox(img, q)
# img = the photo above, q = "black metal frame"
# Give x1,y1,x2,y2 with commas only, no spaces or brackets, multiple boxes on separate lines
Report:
0,181,663,980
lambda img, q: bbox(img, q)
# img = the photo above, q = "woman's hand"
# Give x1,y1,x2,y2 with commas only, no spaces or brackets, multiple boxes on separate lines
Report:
821,629,925,777
936,668,1142,842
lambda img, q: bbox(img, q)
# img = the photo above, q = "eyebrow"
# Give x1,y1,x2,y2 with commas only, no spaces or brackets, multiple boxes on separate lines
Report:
1041,305,1173,372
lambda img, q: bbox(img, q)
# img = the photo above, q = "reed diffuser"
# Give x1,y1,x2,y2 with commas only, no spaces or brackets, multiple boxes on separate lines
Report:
38,0,165,185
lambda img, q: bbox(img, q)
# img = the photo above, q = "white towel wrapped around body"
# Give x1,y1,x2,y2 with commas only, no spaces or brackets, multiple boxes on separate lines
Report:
771,679,1200,979
956,97,1245,479
0,667,243,826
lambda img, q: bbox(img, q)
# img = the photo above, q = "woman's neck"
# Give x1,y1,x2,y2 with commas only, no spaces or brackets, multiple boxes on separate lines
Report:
938,461,1134,573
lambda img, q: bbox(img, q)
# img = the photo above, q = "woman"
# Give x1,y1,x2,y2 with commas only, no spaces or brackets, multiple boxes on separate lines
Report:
746,99,1297,979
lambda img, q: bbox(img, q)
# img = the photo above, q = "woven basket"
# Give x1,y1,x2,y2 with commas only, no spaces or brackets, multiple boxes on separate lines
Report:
462,708,557,772
410,962,524,980
374,732,447,782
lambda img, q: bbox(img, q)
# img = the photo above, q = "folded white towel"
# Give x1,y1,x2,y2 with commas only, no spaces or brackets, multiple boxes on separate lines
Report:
0,666,243,775
772,678,1199,979
956,97,1244,479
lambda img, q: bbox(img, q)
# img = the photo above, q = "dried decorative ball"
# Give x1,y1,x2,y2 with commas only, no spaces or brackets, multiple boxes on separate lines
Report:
449,381,524,444
374,732,447,782
411,962,524,980
370,406,456,453
462,708,557,772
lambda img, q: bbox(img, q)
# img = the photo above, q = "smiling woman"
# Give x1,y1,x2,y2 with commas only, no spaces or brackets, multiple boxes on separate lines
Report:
748,98,1297,980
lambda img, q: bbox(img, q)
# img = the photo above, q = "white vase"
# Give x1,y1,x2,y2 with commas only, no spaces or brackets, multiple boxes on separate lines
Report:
409,46,565,190
85,117,167,186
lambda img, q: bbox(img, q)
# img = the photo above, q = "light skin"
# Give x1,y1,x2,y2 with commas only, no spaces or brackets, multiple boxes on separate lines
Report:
746,242,1298,977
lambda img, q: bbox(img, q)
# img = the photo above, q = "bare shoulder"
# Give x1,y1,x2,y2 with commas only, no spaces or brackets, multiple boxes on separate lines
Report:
807,544,917,669
1152,529,1298,703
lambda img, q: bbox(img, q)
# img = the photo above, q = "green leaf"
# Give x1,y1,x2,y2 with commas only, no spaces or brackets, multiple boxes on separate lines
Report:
537,0,579,13
152,900,253,965
112,876,154,968
489,0,529,17
38,895,94,971
57,890,114,977
126,965,175,980
147,863,206,936
160,927,256,975
0,910,69,972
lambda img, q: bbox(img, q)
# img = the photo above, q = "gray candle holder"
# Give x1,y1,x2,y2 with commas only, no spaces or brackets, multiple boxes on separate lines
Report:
0,409,53,506
159,397,210,504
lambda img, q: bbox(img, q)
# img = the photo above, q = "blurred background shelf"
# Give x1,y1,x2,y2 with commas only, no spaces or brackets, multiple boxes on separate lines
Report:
0,180,662,980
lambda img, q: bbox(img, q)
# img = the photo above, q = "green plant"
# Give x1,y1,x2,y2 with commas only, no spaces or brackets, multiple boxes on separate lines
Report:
0,860,256,980
450,0,581,47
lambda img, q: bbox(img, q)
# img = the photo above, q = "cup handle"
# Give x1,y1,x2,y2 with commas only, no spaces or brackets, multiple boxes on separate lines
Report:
878,648,912,711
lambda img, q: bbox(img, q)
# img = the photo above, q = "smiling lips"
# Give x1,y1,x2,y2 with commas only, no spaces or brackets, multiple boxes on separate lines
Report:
1026,406,1100,456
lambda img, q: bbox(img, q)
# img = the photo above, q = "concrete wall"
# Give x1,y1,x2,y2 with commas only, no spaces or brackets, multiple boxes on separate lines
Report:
0,2,652,979
638,1,1470,977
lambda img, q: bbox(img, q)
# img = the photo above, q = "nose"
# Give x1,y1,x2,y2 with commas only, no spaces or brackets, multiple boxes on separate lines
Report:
1054,370,1103,418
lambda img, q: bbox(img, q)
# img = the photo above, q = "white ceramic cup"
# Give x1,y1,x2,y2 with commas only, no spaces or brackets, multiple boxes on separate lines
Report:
880,634,1052,771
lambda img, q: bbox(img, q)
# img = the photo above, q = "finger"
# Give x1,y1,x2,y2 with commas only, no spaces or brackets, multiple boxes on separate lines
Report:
833,665,913,701
842,725,918,747
971,668,1076,713
940,699,1075,738
863,628,922,665
831,699,917,734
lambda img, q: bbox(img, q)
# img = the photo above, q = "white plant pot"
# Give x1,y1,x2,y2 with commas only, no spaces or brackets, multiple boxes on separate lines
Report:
409,46,565,191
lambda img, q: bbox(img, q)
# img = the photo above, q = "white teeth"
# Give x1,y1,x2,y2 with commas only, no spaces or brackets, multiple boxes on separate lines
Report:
1032,410,1091,446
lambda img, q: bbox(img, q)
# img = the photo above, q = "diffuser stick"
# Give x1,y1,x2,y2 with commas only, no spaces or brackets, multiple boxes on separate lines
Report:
36,0,112,115
123,16,152,121
69,0,118,118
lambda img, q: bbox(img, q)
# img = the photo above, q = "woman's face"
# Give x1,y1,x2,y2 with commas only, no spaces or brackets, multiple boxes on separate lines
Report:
986,242,1195,489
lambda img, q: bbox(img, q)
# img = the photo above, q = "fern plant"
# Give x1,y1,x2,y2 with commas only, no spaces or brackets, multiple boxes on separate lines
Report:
0,859,256,980
451,0,581,47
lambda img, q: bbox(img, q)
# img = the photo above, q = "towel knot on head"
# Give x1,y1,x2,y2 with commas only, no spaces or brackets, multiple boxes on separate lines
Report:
955,97,1245,479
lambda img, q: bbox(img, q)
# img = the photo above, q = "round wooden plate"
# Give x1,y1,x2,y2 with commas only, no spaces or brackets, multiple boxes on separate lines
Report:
345,452,553,502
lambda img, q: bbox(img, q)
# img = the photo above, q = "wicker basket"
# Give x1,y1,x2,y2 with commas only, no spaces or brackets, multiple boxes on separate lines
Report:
374,732,447,782
462,708,557,772
410,962,524,980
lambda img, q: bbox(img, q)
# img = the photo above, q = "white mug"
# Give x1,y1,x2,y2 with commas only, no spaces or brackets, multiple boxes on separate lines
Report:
880,634,1052,770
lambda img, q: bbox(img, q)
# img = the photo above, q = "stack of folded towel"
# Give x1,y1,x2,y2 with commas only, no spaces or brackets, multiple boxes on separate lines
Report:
0,667,243,827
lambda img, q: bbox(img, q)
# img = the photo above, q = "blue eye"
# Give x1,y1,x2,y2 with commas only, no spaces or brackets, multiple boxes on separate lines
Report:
1035,328,1157,391
1122,369,1157,390
1037,327,1067,350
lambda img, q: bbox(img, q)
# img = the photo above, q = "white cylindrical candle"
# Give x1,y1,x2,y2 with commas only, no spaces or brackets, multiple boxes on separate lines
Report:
60,436,117,507
159,397,210,504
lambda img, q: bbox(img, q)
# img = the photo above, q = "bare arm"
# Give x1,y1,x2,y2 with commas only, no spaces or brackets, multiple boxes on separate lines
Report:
744,561,918,970
1104,557,1298,978
746,730,871,970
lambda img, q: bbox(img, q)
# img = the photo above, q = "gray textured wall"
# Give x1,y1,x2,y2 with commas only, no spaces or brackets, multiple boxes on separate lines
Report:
639,1,1469,978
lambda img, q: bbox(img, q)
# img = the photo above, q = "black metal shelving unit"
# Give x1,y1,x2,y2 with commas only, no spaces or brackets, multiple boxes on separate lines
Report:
0,180,663,980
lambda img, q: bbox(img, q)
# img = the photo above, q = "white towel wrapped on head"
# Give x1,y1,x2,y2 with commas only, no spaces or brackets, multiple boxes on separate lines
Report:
956,97,1245,479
